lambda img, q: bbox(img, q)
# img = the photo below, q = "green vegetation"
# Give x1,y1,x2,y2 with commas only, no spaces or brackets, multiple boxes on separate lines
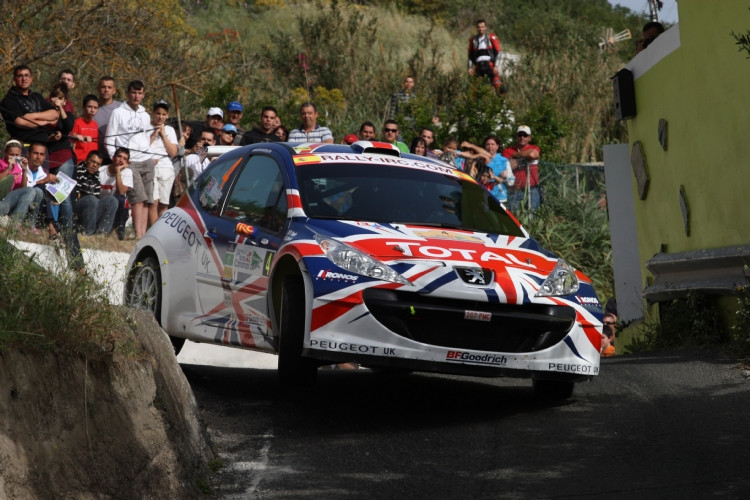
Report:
730,286,750,358
2,0,660,349
525,163,613,301
0,231,140,357
180,0,640,162
624,290,750,360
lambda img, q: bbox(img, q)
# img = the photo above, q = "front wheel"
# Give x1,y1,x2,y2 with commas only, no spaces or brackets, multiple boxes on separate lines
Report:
277,275,317,387
533,379,574,400
127,255,185,355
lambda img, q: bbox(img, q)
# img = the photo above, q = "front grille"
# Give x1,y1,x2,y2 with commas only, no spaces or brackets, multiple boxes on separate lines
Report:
362,288,576,353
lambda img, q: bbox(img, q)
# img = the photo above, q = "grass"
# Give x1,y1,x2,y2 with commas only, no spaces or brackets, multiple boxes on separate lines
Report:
0,226,141,358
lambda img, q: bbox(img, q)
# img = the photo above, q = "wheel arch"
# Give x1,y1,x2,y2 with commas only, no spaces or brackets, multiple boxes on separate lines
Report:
125,245,167,326
268,254,310,343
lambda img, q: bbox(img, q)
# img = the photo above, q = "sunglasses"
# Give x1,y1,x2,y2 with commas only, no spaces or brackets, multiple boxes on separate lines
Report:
517,133,529,137
384,128,398,133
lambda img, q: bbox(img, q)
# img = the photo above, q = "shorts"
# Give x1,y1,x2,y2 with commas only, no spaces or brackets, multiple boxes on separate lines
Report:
127,159,156,205
152,166,176,205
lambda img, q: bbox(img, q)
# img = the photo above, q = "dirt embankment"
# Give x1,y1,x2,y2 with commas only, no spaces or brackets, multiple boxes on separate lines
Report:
0,310,214,499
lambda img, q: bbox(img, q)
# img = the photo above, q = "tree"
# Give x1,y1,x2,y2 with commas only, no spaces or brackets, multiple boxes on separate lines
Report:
0,0,217,123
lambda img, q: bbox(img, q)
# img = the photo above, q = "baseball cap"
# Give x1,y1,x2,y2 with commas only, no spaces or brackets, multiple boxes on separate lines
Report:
517,125,532,136
207,107,224,118
227,101,244,112
344,134,359,145
221,124,238,134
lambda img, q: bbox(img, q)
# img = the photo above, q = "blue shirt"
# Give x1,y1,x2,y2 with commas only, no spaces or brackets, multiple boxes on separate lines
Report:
488,154,514,202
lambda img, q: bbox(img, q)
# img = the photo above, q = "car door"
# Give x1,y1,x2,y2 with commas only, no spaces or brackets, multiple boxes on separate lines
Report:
198,153,288,350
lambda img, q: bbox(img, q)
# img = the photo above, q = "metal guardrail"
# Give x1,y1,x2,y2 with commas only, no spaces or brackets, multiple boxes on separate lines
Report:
643,245,750,303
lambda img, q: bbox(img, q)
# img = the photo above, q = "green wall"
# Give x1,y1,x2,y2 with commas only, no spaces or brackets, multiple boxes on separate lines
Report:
626,0,750,281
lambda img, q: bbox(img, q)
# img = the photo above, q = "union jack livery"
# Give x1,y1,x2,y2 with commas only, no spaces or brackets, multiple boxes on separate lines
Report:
125,141,603,398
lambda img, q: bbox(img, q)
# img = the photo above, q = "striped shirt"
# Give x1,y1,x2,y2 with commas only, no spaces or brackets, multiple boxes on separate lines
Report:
74,161,101,198
288,124,333,143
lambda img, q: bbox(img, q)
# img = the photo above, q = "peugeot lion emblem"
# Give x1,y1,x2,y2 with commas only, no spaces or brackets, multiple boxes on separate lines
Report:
456,267,491,285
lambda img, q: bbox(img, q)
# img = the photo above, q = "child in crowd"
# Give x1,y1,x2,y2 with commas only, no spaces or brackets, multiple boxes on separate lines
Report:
71,94,100,163
0,140,41,228
478,165,494,192
148,100,178,224
0,140,25,192
463,157,486,180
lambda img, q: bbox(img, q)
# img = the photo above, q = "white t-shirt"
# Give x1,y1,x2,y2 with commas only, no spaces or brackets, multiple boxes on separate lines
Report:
150,124,178,170
106,102,153,162
98,165,134,198
25,166,47,188
184,153,211,175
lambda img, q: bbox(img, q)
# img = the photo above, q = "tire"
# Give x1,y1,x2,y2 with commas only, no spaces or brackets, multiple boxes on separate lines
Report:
128,255,185,355
277,275,317,387
533,379,574,400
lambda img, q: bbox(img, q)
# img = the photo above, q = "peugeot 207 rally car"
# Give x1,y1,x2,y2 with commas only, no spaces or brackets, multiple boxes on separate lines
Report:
125,141,604,398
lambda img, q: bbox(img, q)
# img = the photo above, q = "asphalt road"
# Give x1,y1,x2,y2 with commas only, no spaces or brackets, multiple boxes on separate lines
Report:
184,349,750,499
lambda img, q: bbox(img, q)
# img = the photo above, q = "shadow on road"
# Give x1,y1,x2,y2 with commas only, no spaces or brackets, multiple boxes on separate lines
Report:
182,363,571,432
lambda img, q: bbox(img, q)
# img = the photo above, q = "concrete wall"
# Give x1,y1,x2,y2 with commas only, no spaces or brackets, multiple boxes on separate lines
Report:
624,0,750,281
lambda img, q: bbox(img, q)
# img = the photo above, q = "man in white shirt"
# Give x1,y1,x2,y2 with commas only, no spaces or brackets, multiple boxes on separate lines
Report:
106,80,154,238
184,129,216,176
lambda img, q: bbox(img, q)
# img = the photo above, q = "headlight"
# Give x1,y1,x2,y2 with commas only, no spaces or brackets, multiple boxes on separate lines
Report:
314,234,411,286
535,259,579,297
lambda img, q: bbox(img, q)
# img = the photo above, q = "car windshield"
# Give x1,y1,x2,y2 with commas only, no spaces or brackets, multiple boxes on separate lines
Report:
295,162,525,236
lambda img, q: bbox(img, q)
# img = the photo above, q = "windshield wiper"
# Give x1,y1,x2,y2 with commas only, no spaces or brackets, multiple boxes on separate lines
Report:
393,221,465,230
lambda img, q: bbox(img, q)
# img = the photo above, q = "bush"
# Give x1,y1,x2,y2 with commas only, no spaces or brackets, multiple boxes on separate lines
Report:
626,292,738,354
524,163,613,300
730,285,750,358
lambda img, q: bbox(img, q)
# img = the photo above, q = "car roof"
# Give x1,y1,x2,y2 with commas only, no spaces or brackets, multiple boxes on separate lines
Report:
287,141,470,178
212,141,474,183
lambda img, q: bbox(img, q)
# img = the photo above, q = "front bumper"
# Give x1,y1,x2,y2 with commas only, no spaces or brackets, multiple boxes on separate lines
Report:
305,288,600,380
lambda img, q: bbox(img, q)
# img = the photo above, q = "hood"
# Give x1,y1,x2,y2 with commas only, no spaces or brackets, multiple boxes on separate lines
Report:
300,219,577,281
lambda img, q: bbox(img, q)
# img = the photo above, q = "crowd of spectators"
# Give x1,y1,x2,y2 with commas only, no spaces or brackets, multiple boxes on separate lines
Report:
0,25,540,272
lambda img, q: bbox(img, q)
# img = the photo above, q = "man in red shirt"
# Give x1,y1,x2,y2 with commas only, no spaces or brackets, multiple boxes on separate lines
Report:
502,125,541,213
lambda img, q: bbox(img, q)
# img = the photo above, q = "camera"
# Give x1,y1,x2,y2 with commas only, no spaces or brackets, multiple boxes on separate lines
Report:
203,142,210,148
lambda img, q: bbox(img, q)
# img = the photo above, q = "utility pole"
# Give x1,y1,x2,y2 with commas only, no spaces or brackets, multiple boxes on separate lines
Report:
648,0,664,22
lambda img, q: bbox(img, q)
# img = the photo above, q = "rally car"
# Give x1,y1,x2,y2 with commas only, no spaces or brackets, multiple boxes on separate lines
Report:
125,141,603,398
